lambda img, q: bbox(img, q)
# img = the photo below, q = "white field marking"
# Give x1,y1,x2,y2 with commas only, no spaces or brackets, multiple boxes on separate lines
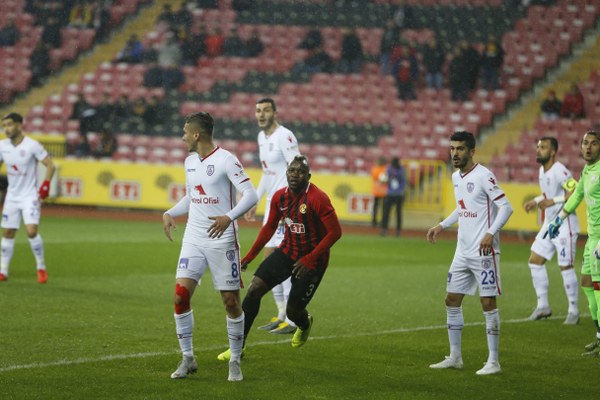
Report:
0,313,585,373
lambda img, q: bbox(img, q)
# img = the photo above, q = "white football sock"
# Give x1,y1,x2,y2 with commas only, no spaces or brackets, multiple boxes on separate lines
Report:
174,310,194,358
529,263,549,309
272,283,286,321
28,234,46,270
560,268,579,314
446,306,463,360
1,237,15,276
484,309,500,363
227,313,245,362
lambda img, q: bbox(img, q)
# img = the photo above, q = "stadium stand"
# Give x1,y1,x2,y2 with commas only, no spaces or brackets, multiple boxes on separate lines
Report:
1,0,599,176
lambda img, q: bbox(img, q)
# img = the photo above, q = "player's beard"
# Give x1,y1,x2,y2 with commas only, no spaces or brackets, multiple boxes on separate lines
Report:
536,154,549,164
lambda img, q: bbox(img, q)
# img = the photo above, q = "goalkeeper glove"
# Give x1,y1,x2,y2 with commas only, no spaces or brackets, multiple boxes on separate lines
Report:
38,180,50,199
543,216,563,239
594,240,600,259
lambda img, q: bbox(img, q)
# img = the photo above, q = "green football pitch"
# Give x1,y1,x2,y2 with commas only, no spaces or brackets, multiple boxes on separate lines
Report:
0,215,596,400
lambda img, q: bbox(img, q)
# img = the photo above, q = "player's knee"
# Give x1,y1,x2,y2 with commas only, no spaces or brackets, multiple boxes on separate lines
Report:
174,283,191,314
246,277,269,300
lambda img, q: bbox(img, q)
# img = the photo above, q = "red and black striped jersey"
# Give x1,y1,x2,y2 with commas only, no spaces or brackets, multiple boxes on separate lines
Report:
242,183,342,269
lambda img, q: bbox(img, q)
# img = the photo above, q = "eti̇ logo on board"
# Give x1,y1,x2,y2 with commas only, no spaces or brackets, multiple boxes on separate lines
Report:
347,194,371,215
168,183,186,204
110,180,140,201
60,178,83,198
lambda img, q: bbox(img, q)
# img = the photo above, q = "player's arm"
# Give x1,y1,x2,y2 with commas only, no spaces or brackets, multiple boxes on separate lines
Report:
279,132,301,164
427,209,458,244
480,194,513,255
544,177,584,239
208,161,258,239
293,201,342,278
38,155,55,200
163,195,190,241
536,177,578,210
240,196,282,270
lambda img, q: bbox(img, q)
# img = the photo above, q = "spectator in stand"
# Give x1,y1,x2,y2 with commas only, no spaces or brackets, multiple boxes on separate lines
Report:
68,0,94,29
480,35,504,91
181,26,206,65
292,46,334,78
93,0,111,42
223,26,244,57
92,129,117,158
204,27,225,57
0,19,20,47
71,94,96,135
540,90,562,121
173,1,193,34
242,30,264,57
130,98,148,129
157,4,175,28
144,95,165,127
158,34,183,67
422,37,445,90
560,83,585,119
338,28,363,74
41,16,62,48
116,34,144,64
232,0,253,11
392,46,418,100
113,94,131,122
298,27,323,50
379,18,397,75
162,63,185,91
94,93,115,131
460,40,480,92
143,62,163,87
393,0,414,33
449,45,469,102
30,42,50,86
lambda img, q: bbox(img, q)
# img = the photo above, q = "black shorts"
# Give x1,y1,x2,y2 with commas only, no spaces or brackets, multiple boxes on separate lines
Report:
255,249,327,310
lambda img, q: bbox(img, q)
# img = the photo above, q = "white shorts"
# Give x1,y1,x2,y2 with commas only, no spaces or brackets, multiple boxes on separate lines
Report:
176,242,241,291
1,195,41,229
266,221,285,248
531,228,577,266
447,253,501,297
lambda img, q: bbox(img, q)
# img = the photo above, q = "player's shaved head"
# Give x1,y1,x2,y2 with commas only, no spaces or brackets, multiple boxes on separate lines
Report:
185,112,214,137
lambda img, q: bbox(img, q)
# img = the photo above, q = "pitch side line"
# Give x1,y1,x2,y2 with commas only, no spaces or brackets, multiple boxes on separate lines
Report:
0,314,581,373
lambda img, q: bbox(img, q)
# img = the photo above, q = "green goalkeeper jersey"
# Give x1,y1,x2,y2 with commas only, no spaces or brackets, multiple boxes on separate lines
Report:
564,159,600,237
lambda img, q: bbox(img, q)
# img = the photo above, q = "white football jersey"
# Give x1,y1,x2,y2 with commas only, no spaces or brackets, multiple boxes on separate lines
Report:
452,163,510,257
538,161,579,232
0,136,48,199
182,147,253,247
256,124,300,220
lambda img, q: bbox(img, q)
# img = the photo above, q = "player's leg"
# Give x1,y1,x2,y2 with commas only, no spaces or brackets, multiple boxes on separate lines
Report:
171,243,205,379
23,197,46,283
0,199,21,281
590,279,600,357
430,255,470,369
287,266,326,348
528,234,554,319
259,226,287,331
555,232,579,323
476,254,501,375
217,249,292,361
271,276,297,334
580,239,600,354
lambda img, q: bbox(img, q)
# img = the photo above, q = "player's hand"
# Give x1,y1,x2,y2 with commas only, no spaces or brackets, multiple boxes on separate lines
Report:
207,215,232,238
594,240,600,259
426,224,443,243
523,200,537,213
292,258,311,279
163,213,176,241
244,205,257,222
479,233,494,256
240,257,250,272
543,216,563,239
537,199,554,210
38,180,50,200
